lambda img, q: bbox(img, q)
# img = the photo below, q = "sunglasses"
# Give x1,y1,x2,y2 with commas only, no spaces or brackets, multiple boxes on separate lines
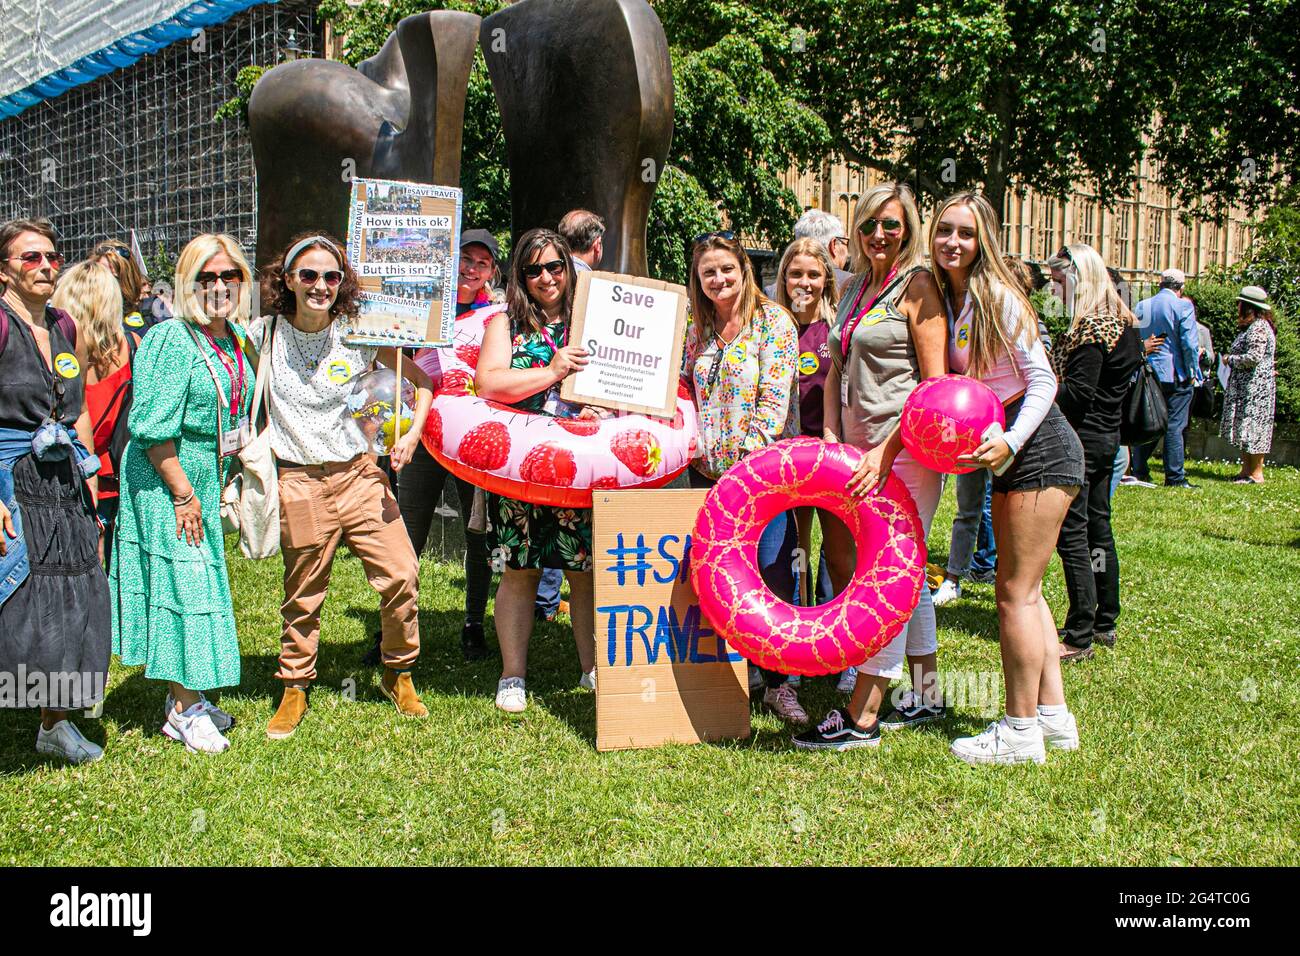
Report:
294,268,344,287
3,250,65,269
522,259,566,280
196,269,244,286
860,218,904,236
693,230,737,245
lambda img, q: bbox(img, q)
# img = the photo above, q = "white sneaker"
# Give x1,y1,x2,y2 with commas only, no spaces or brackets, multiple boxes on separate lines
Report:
1119,475,1156,488
763,682,810,724
35,720,104,764
950,718,1045,765
932,578,961,607
496,677,528,713
836,668,857,694
578,668,597,691
166,691,233,732
162,703,230,754
1039,711,1080,750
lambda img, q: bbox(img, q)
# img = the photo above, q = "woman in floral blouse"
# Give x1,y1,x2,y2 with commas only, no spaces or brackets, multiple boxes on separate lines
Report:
681,232,804,724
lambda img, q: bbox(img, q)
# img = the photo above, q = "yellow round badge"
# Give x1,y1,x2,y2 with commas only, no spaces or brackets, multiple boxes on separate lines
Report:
956,324,970,349
859,304,890,328
53,352,80,379
798,351,820,376
326,359,353,384
725,346,745,366
124,311,145,328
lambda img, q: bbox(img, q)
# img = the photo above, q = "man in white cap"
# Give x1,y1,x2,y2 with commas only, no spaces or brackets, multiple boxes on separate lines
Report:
1130,267,1204,487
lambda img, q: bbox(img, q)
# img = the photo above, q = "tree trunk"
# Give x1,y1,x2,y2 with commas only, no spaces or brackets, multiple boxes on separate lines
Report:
983,74,1015,225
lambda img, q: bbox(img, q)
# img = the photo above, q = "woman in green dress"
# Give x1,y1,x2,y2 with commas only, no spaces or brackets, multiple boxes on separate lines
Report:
110,234,254,754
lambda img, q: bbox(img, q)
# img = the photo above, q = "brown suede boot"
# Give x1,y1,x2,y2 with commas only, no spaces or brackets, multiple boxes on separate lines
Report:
381,669,428,718
266,686,308,739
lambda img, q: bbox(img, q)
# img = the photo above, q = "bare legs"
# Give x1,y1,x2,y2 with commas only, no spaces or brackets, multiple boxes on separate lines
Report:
496,567,594,681
991,487,1076,717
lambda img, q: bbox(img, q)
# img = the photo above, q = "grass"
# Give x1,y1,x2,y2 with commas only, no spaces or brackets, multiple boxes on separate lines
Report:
2,457,1298,865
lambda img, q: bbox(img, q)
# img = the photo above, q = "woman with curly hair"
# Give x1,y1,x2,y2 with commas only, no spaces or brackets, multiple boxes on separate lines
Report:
250,233,435,739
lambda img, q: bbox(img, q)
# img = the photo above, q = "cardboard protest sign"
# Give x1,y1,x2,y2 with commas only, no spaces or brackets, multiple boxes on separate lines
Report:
593,489,750,752
341,177,462,348
561,270,688,417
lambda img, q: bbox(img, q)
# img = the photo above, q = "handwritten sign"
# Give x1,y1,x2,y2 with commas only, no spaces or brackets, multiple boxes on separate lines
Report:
561,270,688,418
593,489,750,751
341,177,461,348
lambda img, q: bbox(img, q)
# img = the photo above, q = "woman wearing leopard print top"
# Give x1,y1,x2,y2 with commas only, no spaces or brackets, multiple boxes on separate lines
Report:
1045,244,1143,662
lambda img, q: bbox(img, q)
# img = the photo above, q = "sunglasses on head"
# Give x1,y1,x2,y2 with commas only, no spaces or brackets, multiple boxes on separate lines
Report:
196,269,244,286
860,218,904,236
294,267,344,287
522,259,565,280
3,250,65,269
693,230,737,245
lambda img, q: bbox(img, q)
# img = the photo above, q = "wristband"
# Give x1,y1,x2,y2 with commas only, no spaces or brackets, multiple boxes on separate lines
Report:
172,490,195,507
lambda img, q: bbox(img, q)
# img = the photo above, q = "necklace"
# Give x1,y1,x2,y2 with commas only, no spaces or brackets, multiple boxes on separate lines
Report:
287,319,333,375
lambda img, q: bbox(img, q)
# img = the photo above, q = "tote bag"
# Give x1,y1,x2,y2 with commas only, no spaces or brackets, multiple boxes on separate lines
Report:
219,318,281,558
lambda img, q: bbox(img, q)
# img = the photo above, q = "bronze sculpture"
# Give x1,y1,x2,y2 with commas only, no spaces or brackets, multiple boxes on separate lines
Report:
248,0,674,276
248,10,480,268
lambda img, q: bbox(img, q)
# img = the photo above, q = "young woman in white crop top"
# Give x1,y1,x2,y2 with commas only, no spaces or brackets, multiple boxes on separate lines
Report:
929,191,1085,767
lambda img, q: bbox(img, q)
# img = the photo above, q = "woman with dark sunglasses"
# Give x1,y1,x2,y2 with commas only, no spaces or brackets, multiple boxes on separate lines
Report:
0,217,110,764
249,232,434,740
475,228,605,714
793,182,950,751
681,232,805,725
110,233,256,755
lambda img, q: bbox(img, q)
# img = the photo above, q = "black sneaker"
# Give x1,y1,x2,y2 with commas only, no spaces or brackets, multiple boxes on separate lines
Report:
793,709,880,750
461,622,488,661
361,630,383,667
879,690,946,730
1093,629,1117,648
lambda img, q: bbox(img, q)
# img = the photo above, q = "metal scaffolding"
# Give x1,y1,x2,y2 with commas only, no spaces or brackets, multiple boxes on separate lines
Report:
0,0,318,265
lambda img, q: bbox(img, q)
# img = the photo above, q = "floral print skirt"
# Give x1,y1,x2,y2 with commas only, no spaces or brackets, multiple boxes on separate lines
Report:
488,494,593,572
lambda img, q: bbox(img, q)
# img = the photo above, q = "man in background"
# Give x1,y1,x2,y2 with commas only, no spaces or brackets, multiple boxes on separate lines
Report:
1130,268,1203,488
558,209,605,272
764,209,854,296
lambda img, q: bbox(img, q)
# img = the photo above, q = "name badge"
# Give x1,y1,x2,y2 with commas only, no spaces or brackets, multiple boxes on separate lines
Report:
840,373,849,408
221,415,251,458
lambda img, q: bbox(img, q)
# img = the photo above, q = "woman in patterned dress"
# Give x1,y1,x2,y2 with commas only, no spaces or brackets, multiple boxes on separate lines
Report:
476,228,609,713
1220,285,1276,484
681,232,804,724
110,234,254,754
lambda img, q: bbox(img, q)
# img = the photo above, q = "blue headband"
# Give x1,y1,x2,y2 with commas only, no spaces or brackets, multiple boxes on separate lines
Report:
283,235,342,272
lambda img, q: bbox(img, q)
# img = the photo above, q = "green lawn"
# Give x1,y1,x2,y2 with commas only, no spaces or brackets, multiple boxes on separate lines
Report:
2,457,1297,866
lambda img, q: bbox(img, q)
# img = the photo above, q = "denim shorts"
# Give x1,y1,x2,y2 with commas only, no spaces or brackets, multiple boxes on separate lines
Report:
993,399,1085,494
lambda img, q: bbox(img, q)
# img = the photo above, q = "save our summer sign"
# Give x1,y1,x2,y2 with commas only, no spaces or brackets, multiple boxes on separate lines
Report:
561,270,688,418
593,489,750,752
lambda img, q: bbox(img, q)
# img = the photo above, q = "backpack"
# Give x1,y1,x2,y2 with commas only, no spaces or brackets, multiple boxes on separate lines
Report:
91,331,139,475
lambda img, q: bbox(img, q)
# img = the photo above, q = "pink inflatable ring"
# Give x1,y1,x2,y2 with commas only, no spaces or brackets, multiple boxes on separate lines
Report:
690,437,927,677
421,305,699,508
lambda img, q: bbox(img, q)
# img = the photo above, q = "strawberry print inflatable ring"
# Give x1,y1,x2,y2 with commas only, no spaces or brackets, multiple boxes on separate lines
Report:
422,306,699,507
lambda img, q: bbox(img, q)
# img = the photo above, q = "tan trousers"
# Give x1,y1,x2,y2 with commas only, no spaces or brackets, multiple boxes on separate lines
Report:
275,454,420,683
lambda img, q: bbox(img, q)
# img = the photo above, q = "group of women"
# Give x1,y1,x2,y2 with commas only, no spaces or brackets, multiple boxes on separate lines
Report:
0,179,1275,766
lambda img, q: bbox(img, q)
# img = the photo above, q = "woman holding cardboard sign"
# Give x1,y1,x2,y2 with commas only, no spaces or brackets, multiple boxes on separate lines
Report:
475,227,609,714
680,231,805,725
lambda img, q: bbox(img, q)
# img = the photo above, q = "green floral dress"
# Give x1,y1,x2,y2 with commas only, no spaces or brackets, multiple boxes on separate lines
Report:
110,319,251,690
488,317,593,572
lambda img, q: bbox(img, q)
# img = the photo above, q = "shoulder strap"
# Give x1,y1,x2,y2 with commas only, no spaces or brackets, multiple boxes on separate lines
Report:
0,304,7,355
249,316,277,427
47,306,76,350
